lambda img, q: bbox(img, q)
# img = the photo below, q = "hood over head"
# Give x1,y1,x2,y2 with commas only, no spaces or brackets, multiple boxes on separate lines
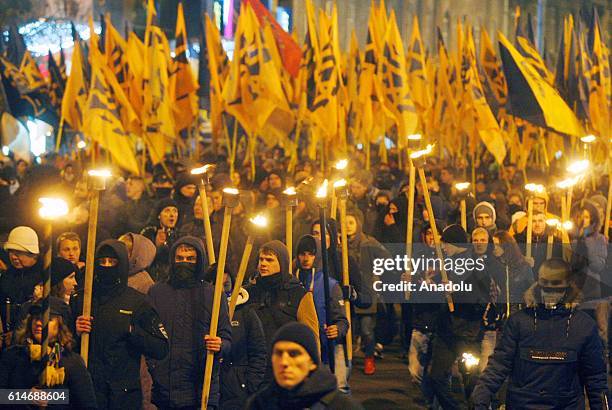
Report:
259,240,290,277
581,200,602,232
125,233,156,276
94,240,129,297
169,236,208,288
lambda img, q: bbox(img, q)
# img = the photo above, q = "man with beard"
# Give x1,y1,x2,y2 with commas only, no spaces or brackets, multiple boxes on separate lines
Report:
148,236,232,410
73,240,169,409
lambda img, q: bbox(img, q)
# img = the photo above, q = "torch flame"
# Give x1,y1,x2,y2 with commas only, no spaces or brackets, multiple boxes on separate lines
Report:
39,197,69,219
562,220,574,231
223,187,240,195
409,144,435,159
567,159,590,175
556,175,582,189
546,218,560,227
88,169,112,178
316,179,329,199
454,182,470,191
407,134,422,141
283,186,297,196
191,164,214,175
580,134,596,143
76,140,86,149
249,214,268,228
525,183,545,194
335,159,348,170
333,179,347,188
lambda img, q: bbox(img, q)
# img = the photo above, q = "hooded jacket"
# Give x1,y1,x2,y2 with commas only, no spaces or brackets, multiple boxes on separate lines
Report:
71,240,169,410
296,235,349,366
147,236,232,408
125,233,156,295
472,286,608,409
172,173,198,231
244,240,320,369
246,367,363,410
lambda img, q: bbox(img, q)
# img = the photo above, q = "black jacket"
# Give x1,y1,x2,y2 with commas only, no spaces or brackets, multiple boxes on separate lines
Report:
472,302,608,409
0,258,43,330
220,289,267,410
117,195,155,236
0,345,97,409
71,240,169,410
147,236,232,408
245,367,363,410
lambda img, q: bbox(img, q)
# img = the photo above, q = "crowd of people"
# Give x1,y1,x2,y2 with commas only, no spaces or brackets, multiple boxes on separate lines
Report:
0,145,609,409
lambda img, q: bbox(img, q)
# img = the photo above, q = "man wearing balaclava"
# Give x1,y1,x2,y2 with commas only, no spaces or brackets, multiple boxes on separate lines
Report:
472,258,608,409
147,236,232,409
73,240,169,409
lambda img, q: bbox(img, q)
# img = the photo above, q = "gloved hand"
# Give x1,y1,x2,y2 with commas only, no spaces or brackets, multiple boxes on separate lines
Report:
341,285,357,302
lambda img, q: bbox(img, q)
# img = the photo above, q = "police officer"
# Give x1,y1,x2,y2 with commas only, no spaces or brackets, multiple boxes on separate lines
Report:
73,240,169,409
472,258,609,409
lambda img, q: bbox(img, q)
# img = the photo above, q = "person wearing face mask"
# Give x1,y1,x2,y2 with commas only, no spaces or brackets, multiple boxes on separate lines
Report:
152,173,174,200
147,236,232,410
472,258,609,409
0,226,43,344
141,199,180,282
203,264,267,410
73,240,169,410
246,322,362,410
172,173,199,231
295,235,349,389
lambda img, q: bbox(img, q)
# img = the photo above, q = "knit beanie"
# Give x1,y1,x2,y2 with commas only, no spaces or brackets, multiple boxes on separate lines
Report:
473,201,497,224
271,322,320,365
51,257,77,287
441,224,468,245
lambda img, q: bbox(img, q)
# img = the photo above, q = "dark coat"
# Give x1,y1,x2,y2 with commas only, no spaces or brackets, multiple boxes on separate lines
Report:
117,195,156,236
71,240,169,410
245,367,363,410
147,236,232,408
0,345,97,409
220,290,267,410
0,258,43,330
472,302,608,409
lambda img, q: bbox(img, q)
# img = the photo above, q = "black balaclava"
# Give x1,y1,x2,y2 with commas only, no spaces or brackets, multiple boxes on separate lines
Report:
94,240,129,298
168,236,208,289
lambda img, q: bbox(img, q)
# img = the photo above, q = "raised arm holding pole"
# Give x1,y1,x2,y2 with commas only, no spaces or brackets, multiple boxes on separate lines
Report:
80,169,110,366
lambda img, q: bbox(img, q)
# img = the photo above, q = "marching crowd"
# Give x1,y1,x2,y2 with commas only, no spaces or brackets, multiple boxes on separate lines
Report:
0,146,609,409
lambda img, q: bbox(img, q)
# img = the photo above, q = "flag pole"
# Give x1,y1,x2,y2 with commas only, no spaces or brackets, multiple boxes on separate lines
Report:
54,117,66,153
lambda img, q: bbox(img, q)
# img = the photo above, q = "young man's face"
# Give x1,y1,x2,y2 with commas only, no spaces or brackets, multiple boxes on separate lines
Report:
126,178,145,200
159,206,179,228
581,209,591,228
423,228,434,247
58,239,81,264
258,251,281,277
346,215,358,236
349,180,368,199
476,213,493,228
174,246,197,264
532,214,547,235
180,184,197,199
533,197,546,213
311,224,331,249
472,230,489,255
298,251,316,270
272,340,317,389
8,250,38,269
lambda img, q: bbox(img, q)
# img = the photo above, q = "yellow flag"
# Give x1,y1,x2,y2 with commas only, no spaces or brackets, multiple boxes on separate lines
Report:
126,32,145,115
204,14,229,140
406,15,431,112
83,46,139,174
499,32,584,137
61,39,87,130
587,11,610,138
20,51,45,89
169,2,198,133
480,27,508,109
381,11,418,146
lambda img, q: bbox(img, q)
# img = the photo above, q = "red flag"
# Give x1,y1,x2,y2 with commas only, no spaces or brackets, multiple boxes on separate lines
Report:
244,0,301,78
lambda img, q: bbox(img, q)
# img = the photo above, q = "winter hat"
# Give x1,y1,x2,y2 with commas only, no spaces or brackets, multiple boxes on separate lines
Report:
51,257,77,287
4,226,40,254
511,211,526,225
473,201,497,224
271,322,320,365
174,173,198,191
296,235,317,255
441,224,468,245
